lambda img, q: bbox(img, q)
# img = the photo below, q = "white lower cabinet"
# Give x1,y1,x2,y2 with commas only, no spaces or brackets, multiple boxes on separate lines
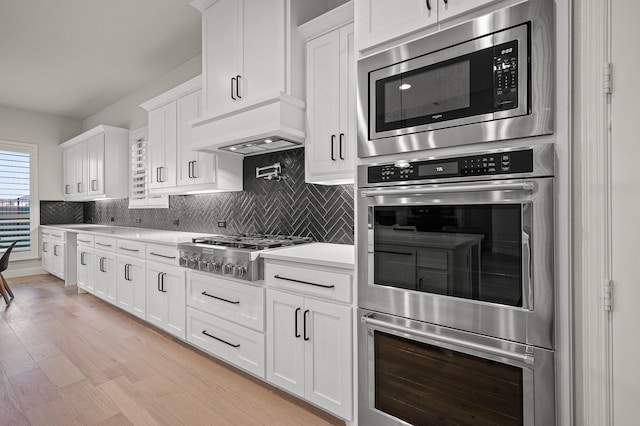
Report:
116,257,146,320
94,250,117,305
77,246,95,294
187,307,265,377
266,288,352,420
146,262,186,339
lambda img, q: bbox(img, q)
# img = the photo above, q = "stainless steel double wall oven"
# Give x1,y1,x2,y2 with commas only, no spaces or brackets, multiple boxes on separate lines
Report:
356,0,556,424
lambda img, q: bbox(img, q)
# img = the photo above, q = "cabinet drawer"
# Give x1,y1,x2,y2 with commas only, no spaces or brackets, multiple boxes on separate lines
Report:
265,261,352,304
417,248,448,270
76,233,94,247
187,271,265,332
94,236,117,252
117,239,146,259
146,243,179,265
45,229,66,242
187,307,265,378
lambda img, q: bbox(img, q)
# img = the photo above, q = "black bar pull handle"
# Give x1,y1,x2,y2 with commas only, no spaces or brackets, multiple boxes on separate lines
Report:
303,310,310,341
339,133,345,160
274,275,335,289
231,77,236,100
202,330,240,348
294,307,301,338
426,0,431,10
331,135,336,161
236,75,242,99
201,291,239,305
161,272,167,292
157,272,162,292
375,250,413,256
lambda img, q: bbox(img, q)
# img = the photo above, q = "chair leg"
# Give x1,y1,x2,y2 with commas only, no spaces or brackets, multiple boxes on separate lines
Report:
0,275,9,305
1,274,13,298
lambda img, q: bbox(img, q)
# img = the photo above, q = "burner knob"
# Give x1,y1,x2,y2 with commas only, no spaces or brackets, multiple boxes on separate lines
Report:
223,263,236,275
180,254,189,267
236,264,248,278
210,259,222,272
198,259,210,271
187,255,199,268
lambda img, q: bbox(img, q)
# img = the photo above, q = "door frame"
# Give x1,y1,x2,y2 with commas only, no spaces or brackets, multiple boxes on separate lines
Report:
576,0,613,424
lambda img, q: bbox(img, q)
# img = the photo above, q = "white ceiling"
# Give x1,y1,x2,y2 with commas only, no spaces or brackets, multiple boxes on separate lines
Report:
0,0,201,120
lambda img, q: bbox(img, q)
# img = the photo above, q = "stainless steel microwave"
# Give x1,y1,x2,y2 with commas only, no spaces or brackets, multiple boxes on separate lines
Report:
357,0,555,157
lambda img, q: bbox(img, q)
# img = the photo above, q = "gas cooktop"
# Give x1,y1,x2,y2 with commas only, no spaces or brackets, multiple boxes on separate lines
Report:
177,233,313,281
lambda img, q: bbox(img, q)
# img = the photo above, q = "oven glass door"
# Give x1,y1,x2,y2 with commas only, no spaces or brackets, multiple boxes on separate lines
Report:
369,24,529,140
359,311,555,426
373,202,526,307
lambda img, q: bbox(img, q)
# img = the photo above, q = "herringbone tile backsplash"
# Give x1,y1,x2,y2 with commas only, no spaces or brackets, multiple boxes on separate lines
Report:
79,148,354,244
41,201,84,225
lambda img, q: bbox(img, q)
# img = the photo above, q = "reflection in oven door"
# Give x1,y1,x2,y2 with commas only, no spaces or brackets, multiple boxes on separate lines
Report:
359,310,555,426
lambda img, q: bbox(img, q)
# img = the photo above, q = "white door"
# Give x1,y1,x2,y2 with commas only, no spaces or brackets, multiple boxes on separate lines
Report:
303,299,352,419
306,29,341,178
52,243,65,279
62,148,75,197
266,290,305,397
77,247,94,293
177,90,215,186
87,133,105,196
116,257,146,320
356,0,436,51
437,0,500,22
148,102,177,190
94,251,116,305
73,142,88,197
611,2,640,422
242,0,284,101
164,266,186,339
201,0,241,112
147,263,169,330
337,24,355,176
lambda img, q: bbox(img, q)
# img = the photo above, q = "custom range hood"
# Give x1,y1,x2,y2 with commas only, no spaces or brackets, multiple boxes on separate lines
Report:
190,92,306,156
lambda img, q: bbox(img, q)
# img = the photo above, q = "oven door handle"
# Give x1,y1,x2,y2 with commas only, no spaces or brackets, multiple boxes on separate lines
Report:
360,181,535,198
362,315,534,365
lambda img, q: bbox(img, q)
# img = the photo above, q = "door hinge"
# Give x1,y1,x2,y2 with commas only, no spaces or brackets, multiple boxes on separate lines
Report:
604,63,612,95
604,279,613,311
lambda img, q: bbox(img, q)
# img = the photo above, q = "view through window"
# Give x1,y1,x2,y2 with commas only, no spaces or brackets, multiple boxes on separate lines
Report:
0,141,38,260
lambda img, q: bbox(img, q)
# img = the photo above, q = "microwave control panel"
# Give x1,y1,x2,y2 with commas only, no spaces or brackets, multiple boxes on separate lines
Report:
367,149,534,183
494,40,519,111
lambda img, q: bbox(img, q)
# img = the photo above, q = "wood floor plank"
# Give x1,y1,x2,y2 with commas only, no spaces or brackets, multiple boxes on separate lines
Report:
1,275,345,426
36,354,87,388
0,365,30,426
8,368,61,412
98,376,160,426
57,379,120,424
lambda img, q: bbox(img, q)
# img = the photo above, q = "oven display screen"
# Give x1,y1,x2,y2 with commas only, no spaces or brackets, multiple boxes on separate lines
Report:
418,162,458,176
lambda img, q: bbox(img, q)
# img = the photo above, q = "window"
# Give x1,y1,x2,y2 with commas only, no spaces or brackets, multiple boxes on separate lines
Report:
0,140,38,261
128,127,168,209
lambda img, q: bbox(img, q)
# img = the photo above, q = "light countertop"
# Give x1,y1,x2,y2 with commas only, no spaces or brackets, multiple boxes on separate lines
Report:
40,224,207,246
261,243,355,270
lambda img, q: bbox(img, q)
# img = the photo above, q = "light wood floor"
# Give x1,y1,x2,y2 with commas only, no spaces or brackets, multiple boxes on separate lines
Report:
0,274,344,426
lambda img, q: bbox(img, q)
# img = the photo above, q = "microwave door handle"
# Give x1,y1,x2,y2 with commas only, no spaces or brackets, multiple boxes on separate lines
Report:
362,314,534,365
360,181,535,198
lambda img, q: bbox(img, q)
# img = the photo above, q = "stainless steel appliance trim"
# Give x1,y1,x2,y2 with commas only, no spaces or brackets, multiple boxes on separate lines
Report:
357,0,554,157
361,181,534,197
362,314,533,364
358,176,554,348
358,309,555,426
357,143,555,187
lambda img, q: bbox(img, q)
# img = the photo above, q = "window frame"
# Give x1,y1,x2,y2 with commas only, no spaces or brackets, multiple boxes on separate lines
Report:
0,140,39,261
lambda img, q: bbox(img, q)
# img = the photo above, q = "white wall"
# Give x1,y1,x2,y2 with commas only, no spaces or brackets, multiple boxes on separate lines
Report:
82,55,202,131
0,104,82,201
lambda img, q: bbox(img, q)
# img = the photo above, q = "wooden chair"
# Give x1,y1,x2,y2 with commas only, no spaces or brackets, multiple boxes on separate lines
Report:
0,241,16,305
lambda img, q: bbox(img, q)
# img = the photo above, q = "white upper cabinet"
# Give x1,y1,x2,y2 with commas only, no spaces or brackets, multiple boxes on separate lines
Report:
301,3,355,185
61,125,129,201
148,102,178,191
140,76,243,195
176,90,216,186
356,0,501,52
356,0,435,51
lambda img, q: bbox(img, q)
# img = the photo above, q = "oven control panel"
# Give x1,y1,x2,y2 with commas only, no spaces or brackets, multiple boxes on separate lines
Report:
367,149,534,183
493,40,519,111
